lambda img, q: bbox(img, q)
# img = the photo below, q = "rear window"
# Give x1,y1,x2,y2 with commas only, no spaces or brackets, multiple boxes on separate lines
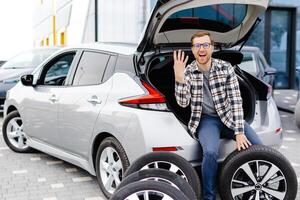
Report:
160,4,247,33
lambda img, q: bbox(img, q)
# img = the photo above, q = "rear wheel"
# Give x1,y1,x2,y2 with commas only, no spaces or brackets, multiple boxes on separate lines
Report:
110,180,190,200
95,137,129,199
2,111,34,153
219,145,297,200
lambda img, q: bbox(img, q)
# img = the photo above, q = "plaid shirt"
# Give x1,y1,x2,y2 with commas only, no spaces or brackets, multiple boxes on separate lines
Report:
175,58,244,139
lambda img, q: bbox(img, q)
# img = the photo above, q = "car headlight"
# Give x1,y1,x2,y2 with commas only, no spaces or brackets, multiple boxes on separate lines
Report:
3,78,19,84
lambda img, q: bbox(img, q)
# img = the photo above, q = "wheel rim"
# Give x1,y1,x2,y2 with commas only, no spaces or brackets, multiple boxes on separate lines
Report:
99,147,123,194
230,160,287,200
6,117,28,150
125,190,175,200
141,161,188,182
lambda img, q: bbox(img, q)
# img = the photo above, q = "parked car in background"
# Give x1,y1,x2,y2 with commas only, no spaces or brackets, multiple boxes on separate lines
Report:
0,48,59,111
238,46,277,87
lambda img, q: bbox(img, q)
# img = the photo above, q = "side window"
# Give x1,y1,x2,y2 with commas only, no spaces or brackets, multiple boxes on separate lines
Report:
102,55,116,83
258,57,265,74
72,51,110,86
41,53,75,86
240,52,257,76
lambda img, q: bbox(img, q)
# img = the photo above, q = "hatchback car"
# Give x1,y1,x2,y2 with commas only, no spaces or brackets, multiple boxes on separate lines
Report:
2,0,282,198
0,48,59,110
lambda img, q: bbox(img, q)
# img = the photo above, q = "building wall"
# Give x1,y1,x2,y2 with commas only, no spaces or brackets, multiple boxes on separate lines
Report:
33,0,156,46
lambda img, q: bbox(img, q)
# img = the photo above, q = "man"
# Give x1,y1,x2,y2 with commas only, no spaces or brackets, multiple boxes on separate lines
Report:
174,31,262,200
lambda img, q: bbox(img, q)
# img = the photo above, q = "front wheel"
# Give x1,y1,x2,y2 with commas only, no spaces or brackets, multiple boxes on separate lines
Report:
2,110,34,153
95,137,129,199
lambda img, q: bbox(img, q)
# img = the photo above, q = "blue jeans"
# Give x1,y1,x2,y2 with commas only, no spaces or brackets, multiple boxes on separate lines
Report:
197,115,263,200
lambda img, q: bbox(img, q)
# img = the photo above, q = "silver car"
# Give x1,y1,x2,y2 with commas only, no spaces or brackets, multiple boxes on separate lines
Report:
2,0,282,198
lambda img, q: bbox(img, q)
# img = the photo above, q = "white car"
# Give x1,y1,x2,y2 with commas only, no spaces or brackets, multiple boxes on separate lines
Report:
2,0,283,199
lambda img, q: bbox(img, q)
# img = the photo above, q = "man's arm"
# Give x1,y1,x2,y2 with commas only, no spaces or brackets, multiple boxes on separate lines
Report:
226,63,251,150
173,50,191,108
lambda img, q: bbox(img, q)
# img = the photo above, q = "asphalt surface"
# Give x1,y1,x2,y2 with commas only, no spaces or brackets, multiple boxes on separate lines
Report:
0,89,300,200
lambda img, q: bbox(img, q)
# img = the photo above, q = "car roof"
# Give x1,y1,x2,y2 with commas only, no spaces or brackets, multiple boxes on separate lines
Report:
61,43,137,56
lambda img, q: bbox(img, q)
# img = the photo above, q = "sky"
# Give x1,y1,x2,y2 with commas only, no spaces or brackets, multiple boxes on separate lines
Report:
0,0,35,60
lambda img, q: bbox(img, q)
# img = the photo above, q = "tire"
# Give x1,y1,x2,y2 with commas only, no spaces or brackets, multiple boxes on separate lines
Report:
95,137,130,199
124,152,201,199
117,168,197,200
219,145,298,200
110,180,190,200
2,110,34,153
295,99,300,129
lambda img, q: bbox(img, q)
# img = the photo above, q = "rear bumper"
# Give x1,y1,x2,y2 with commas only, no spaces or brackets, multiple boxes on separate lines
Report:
111,98,282,167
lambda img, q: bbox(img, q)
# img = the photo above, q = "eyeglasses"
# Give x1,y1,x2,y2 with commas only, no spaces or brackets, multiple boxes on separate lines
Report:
192,43,211,49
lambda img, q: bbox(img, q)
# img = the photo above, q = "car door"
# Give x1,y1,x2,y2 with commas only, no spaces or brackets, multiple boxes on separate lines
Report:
57,50,115,158
23,51,78,147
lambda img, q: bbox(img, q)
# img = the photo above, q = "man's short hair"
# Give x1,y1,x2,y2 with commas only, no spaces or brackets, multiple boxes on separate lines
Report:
191,31,214,45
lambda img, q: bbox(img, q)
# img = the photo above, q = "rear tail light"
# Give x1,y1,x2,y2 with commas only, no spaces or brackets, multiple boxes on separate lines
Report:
275,128,282,134
119,80,170,111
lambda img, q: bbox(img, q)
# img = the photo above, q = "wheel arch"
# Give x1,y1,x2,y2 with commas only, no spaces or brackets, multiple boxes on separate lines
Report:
6,105,18,116
92,132,117,170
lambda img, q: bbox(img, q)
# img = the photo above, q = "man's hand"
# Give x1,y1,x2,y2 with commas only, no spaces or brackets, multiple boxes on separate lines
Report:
173,50,188,83
235,133,252,151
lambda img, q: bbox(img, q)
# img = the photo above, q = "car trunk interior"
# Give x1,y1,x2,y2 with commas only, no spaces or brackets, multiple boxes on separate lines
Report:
146,51,259,127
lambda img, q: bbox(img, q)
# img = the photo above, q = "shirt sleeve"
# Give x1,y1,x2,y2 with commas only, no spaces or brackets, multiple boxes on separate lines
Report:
226,63,244,135
175,68,192,108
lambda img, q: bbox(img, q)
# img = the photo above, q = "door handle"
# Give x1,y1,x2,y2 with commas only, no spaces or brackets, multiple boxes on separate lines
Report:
87,95,102,104
49,95,59,103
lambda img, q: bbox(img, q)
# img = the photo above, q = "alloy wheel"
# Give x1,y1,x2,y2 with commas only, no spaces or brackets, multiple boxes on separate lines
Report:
125,190,175,200
6,116,28,150
230,160,287,200
99,146,123,194
141,161,188,181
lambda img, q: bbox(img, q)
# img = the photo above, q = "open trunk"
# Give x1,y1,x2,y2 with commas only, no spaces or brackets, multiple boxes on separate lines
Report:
146,51,269,126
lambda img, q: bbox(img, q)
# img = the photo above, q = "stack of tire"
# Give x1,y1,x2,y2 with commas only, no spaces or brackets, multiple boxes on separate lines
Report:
110,152,200,200
110,145,298,200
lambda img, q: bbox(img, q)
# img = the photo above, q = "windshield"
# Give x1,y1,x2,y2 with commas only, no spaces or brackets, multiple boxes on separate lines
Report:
1,49,58,69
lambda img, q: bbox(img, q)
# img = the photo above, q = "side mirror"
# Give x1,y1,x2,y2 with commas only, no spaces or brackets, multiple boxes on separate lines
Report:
20,74,34,86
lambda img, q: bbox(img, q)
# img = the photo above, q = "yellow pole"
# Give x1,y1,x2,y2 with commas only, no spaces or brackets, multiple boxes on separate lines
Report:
52,0,57,46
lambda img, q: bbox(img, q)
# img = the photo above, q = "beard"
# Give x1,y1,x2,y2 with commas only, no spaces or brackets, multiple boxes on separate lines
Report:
196,55,211,66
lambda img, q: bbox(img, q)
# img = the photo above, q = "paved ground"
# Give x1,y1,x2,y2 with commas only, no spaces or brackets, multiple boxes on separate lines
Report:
0,89,300,200
274,89,299,113
0,113,105,200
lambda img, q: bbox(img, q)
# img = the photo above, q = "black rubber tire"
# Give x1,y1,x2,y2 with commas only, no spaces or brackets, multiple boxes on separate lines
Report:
110,180,190,200
117,168,197,200
2,110,34,153
295,100,300,128
123,151,201,199
95,137,130,199
219,145,298,200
